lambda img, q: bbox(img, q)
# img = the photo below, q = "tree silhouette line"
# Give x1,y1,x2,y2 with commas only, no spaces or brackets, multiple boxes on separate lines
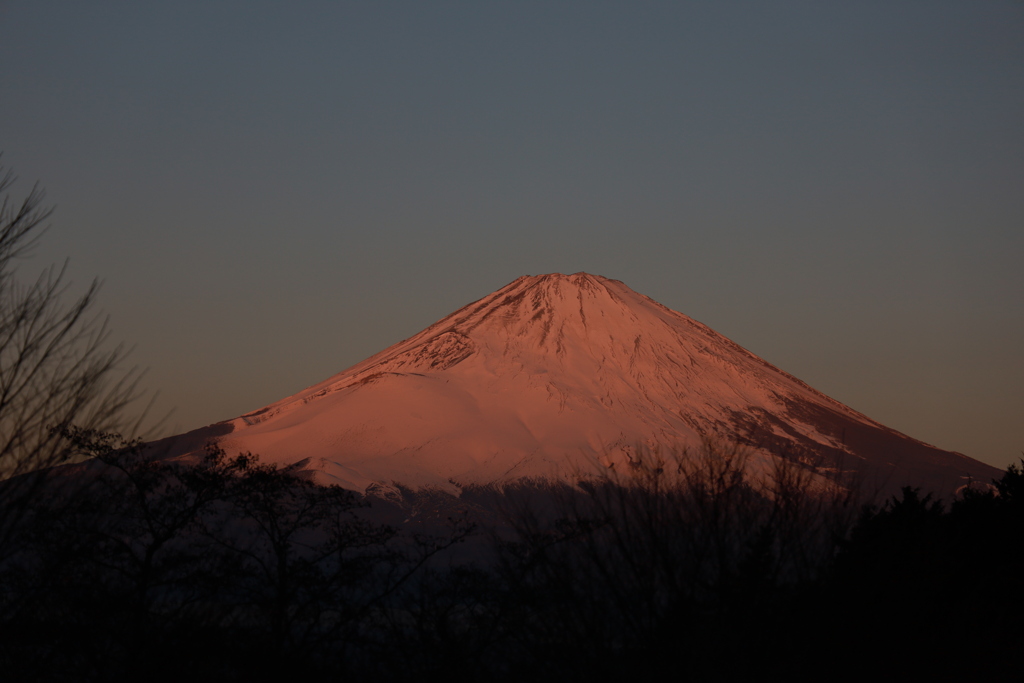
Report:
0,427,473,681
0,431,1021,681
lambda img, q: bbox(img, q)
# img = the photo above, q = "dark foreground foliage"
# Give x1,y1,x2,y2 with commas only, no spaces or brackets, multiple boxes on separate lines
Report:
0,434,1021,682
0,428,473,682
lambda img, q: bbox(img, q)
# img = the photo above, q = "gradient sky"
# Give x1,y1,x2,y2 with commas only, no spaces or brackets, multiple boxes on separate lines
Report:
1,1,1021,469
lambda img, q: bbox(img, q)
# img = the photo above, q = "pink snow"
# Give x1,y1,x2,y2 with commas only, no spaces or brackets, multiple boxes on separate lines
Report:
159,273,998,495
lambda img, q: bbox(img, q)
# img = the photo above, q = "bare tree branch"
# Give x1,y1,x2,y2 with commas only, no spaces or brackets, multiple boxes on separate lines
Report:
0,156,145,555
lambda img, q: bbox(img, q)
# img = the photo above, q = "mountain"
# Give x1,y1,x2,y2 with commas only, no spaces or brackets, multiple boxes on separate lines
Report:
159,273,999,496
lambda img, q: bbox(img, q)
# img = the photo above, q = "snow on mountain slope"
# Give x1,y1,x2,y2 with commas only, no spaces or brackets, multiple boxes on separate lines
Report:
158,273,999,495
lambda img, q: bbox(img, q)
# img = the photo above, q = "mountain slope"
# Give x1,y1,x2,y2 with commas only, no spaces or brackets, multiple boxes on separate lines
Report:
160,273,998,495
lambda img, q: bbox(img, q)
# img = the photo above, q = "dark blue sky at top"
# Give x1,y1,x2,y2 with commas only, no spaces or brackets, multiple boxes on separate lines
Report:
1,1,1021,467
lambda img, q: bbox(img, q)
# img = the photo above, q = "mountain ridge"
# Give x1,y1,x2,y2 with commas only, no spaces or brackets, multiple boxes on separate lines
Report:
157,273,998,496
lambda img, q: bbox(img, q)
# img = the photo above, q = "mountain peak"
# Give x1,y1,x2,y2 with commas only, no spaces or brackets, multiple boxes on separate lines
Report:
495,273,625,302
521,272,615,287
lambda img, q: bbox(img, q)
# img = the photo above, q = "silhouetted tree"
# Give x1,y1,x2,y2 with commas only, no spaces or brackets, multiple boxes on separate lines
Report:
818,464,1024,679
476,440,863,680
203,452,399,670
0,428,244,679
0,159,141,561
0,423,476,680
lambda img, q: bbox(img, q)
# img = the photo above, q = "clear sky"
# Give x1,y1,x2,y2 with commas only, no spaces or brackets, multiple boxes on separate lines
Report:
1,1,1021,469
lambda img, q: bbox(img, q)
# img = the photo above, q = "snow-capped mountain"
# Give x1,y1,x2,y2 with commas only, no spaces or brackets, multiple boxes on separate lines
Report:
160,273,998,495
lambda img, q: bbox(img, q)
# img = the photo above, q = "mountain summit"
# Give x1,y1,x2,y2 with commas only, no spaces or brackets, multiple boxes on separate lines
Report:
165,273,997,494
